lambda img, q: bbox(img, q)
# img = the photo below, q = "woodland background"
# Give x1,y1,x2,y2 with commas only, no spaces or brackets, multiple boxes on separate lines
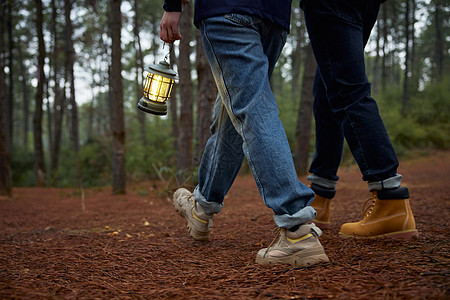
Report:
0,0,449,196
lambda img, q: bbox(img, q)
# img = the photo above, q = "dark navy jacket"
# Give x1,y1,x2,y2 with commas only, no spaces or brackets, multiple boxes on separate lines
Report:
164,0,293,31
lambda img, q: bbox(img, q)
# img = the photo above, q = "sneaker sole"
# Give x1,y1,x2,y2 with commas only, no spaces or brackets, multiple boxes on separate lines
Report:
339,229,419,240
255,245,329,267
172,196,209,241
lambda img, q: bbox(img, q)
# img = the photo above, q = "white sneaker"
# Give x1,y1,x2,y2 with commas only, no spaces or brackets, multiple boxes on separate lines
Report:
173,188,213,241
256,223,329,266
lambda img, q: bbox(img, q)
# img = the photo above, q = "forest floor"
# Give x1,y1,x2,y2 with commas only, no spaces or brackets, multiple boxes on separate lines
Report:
0,150,449,299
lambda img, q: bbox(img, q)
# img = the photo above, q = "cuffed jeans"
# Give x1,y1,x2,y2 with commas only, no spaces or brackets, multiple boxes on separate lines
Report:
301,0,402,191
193,14,316,229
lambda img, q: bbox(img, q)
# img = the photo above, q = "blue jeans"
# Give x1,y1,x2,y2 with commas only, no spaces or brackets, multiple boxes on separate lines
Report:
193,14,316,229
301,0,402,190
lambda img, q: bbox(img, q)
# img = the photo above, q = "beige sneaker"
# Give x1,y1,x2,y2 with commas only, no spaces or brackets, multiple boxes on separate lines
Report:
173,188,213,241
339,187,418,239
255,223,329,266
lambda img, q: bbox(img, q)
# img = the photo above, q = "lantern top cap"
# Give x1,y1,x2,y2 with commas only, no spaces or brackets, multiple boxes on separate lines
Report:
146,60,178,79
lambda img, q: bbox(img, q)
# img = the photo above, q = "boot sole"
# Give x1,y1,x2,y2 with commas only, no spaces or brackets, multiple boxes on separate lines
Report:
255,245,329,267
339,229,419,240
173,197,210,241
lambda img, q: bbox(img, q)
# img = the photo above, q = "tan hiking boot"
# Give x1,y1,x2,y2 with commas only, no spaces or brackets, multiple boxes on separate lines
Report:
311,195,332,228
173,188,213,241
255,223,329,266
339,187,418,239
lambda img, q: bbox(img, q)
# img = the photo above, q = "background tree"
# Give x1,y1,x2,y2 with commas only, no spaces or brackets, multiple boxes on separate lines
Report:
33,0,46,187
110,0,126,194
0,0,12,197
177,0,194,184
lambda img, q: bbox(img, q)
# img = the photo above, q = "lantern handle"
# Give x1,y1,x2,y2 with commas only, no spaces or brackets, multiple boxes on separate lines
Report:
163,42,174,63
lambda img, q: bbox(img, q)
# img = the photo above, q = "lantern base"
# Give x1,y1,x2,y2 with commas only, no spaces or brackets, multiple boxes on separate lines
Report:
138,97,167,115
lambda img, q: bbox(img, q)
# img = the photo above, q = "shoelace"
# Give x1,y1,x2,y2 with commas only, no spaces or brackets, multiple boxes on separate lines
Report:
362,196,376,217
263,227,282,258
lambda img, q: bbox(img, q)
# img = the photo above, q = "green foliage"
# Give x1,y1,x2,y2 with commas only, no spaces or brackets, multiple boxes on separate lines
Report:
10,146,35,186
377,76,450,155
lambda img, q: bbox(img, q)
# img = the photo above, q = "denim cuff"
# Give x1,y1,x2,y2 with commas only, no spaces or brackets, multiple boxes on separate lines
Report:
368,174,403,191
273,206,316,230
194,185,223,215
307,174,338,190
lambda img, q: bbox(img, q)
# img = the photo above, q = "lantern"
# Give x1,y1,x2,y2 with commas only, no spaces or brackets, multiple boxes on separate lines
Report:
137,60,178,115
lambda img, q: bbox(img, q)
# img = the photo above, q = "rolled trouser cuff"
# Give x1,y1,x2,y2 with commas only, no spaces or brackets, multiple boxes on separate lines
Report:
368,174,403,191
377,186,409,199
273,206,317,230
194,185,223,215
307,174,338,190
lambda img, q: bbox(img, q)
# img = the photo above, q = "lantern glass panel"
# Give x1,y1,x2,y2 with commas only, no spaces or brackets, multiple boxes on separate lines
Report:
143,73,174,103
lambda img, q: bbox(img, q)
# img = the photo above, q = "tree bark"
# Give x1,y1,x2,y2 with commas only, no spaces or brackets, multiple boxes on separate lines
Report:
0,1,12,197
294,45,316,175
194,31,216,165
169,44,178,157
434,0,443,81
34,0,46,187
50,0,64,179
381,4,388,92
64,0,79,153
6,0,13,151
177,1,193,184
134,0,147,148
402,0,410,115
110,0,126,194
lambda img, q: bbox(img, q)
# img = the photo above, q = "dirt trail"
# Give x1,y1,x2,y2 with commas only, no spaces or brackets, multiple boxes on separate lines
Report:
0,151,449,299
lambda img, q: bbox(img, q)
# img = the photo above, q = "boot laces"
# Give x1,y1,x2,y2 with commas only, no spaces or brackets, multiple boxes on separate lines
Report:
263,227,282,258
362,195,377,217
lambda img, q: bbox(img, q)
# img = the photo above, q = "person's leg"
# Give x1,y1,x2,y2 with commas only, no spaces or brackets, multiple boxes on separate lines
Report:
198,14,315,229
302,0,399,185
302,0,417,238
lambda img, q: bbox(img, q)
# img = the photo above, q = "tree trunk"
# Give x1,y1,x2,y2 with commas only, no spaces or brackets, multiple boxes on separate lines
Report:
177,1,194,184
34,0,46,187
381,4,388,92
17,45,30,148
134,0,147,148
50,0,64,178
110,0,126,194
64,0,79,153
194,31,216,165
169,44,178,158
402,0,410,115
373,16,381,95
0,1,12,197
290,8,303,101
6,0,13,151
434,0,443,81
294,45,316,175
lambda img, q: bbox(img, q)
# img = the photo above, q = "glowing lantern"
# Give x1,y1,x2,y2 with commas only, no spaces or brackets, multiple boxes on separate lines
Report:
137,60,178,115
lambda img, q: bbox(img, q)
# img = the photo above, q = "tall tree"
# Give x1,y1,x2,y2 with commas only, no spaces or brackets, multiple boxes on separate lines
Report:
194,31,216,165
33,0,46,186
0,0,12,197
64,0,79,153
110,0,126,194
6,0,13,150
177,0,194,183
294,44,316,175
169,44,178,156
402,0,411,115
433,0,444,81
134,0,147,148
50,0,64,179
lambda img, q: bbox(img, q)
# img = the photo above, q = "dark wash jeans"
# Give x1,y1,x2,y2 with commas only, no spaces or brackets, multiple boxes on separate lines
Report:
301,0,401,189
